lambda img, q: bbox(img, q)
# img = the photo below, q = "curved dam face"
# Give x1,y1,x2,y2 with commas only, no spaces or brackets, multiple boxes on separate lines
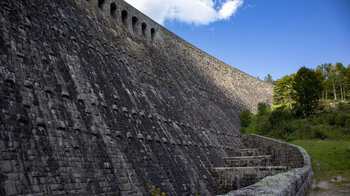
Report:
0,0,273,195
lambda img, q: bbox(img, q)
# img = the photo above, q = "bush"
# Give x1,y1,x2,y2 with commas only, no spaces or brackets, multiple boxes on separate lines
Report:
255,115,271,135
250,101,350,140
338,102,345,111
315,130,327,140
314,112,328,124
283,121,299,133
257,102,269,116
327,112,337,125
337,102,350,111
269,107,294,127
336,113,349,127
240,109,252,128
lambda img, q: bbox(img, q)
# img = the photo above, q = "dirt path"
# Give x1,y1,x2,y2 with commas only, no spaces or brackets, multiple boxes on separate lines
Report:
308,179,350,196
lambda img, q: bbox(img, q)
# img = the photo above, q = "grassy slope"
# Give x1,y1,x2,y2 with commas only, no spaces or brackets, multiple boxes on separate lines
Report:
241,102,350,181
290,140,350,181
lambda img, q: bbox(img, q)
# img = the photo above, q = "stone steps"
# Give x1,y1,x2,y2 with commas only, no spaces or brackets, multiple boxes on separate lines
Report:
211,148,288,194
233,148,260,156
211,166,288,191
224,155,272,167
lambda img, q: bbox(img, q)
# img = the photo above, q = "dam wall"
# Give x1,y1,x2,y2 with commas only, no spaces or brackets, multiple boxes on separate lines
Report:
0,0,273,195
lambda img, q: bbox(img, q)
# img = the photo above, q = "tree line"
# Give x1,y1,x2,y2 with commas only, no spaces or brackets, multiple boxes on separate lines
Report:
316,63,349,101
268,63,350,117
239,63,350,141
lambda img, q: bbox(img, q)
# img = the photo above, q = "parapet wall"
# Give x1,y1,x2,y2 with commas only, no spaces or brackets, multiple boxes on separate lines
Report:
1,0,272,195
225,135,313,196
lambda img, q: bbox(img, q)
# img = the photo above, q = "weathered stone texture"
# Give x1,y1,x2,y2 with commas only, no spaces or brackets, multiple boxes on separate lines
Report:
0,0,273,195
223,135,313,196
243,135,306,169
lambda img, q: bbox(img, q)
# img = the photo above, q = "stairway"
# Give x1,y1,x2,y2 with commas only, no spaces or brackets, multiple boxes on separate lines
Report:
211,148,288,194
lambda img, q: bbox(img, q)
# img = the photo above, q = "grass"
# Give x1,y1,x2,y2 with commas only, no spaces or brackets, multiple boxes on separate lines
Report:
290,140,350,181
242,101,350,140
241,101,350,183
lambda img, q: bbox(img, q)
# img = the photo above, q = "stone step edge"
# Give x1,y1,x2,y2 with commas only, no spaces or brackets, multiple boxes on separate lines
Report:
234,148,258,152
224,155,271,160
212,166,288,170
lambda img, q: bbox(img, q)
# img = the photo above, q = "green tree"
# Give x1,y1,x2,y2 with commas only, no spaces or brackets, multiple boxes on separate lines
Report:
336,63,347,101
316,63,330,99
292,67,323,117
327,63,346,100
264,74,273,84
273,74,296,108
326,64,336,100
240,109,251,128
257,102,269,116
346,65,350,99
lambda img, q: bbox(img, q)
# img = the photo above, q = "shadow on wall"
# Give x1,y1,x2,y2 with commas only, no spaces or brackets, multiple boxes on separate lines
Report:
0,0,273,195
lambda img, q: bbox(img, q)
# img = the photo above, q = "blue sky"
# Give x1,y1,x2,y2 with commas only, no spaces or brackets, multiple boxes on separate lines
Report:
126,0,350,80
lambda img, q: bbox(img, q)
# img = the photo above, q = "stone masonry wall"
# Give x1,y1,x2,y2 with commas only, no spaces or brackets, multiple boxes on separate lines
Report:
243,135,305,169
0,0,272,195
224,134,313,196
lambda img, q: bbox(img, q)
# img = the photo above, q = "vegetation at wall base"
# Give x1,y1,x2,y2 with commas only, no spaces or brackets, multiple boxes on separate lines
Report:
240,101,350,184
241,101,350,141
247,63,350,192
240,109,252,128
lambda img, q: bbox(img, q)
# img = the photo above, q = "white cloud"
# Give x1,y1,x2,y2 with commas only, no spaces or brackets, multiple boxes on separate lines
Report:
124,0,244,25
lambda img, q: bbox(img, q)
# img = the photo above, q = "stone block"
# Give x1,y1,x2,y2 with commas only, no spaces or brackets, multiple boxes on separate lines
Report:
24,80,33,88
0,160,12,173
56,120,66,130
4,181,18,195
5,73,16,84
35,118,46,127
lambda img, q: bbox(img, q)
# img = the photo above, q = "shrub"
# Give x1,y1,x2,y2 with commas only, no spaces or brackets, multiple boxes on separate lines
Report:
240,109,252,128
268,119,313,140
338,102,350,111
327,112,337,125
257,102,269,116
269,107,293,127
255,115,271,135
314,112,328,124
283,121,299,133
315,130,327,140
336,113,349,127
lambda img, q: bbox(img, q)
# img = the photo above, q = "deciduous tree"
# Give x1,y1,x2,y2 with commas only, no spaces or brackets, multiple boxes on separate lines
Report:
273,74,296,108
292,67,323,117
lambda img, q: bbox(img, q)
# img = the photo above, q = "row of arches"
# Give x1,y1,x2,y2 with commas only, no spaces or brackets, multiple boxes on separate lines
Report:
97,0,156,40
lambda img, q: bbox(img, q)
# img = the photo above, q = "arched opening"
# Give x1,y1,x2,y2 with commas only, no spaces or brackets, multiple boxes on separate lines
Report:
142,23,147,36
132,16,138,31
151,28,155,40
110,3,117,17
121,10,128,25
98,0,105,9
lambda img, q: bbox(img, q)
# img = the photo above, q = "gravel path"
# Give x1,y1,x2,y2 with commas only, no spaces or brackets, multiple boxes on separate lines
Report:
308,180,350,196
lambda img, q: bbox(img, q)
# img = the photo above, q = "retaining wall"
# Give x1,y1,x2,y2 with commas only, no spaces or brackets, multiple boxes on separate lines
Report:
224,134,313,196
